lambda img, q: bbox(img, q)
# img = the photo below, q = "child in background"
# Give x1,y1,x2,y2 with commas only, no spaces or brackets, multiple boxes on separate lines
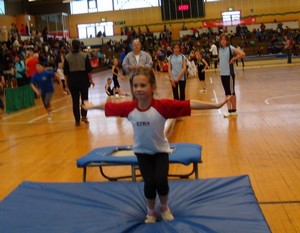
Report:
0,73,5,119
112,58,127,96
56,62,69,94
30,61,63,120
195,50,209,92
83,67,231,223
105,77,115,96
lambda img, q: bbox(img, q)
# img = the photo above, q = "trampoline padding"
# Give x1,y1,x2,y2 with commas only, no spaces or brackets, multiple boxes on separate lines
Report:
77,143,202,167
0,175,271,233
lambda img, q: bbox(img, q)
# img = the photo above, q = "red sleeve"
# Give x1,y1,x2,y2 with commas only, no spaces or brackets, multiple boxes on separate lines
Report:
104,101,137,117
152,99,191,118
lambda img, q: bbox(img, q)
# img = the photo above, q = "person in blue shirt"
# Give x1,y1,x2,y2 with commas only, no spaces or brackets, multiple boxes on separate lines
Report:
30,61,63,120
14,54,26,87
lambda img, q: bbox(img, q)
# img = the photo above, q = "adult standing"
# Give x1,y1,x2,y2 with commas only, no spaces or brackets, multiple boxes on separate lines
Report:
122,38,153,95
64,39,94,126
167,42,187,101
219,33,245,117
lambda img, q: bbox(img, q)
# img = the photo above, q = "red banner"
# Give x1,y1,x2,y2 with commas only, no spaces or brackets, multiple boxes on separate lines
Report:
203,17,256,28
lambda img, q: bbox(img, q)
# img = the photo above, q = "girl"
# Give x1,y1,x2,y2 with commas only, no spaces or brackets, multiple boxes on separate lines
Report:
219,33,245,117
168,42,187,100
57,62,69,94
195,50,209,92
83,67,231,224
105,77,115,96
112,58,125,96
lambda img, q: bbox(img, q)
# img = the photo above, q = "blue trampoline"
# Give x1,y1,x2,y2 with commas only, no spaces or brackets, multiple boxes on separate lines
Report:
77,143,202,181
0,175,271,233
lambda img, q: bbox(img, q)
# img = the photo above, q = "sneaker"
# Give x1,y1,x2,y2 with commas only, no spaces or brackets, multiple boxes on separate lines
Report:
223,112,231,118
230,111,238,117
145,213,157,223
47,112,52,121
81,117,89,124
160,207,174,222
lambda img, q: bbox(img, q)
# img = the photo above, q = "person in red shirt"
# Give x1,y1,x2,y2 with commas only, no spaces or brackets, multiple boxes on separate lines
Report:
25,48,39,84
20,24,27,35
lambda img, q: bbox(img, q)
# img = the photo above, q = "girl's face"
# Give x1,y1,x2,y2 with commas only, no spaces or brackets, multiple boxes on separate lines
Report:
173,45,180,54
113,59,118,65
220,37,228,47
132,74,155,101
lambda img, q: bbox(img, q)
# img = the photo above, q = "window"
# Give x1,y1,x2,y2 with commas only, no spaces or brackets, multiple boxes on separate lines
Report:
88,0,97,13
222,10,241,26
97,0,113,12
78,22,114,39
70,0,159,14
0,0,5,14
71,0,88,14
114,0,159,10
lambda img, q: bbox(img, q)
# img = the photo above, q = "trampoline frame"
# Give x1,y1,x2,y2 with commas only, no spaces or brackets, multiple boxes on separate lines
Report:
78,144,202,182
81,161,199,182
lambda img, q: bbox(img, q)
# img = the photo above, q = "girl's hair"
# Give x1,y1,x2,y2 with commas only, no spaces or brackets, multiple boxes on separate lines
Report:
219,33,231,47
132,67,156,88
171,42,181,51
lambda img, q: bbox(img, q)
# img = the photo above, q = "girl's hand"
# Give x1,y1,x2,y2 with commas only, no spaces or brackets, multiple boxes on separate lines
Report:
216,96,232,108
82,100,94,109
89,80,95,88
170,79,176,87
36,91,41,98
229,58,236,64
224,96,232,103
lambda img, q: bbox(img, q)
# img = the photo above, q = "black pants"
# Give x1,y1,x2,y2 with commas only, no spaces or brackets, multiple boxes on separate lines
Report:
172,79,186,100
221,74,236,96
286,49,292,63
136,152,169,199
69,85,89,123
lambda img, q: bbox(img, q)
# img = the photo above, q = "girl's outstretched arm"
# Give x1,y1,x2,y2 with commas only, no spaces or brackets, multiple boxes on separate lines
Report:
82,100,105,110
190,96,231,110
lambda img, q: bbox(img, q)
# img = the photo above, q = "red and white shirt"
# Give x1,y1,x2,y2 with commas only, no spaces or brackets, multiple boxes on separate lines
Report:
105,98,191,154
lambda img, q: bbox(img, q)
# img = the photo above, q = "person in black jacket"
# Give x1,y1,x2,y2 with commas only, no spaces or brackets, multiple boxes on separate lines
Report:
64,39,94,126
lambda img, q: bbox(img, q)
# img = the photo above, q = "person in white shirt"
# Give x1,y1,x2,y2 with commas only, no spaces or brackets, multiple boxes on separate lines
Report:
209,41,219,70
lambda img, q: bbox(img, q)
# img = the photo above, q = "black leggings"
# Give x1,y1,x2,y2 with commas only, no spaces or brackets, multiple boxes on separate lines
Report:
136,152,169,199
172,80,186,100
221,75,236,96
